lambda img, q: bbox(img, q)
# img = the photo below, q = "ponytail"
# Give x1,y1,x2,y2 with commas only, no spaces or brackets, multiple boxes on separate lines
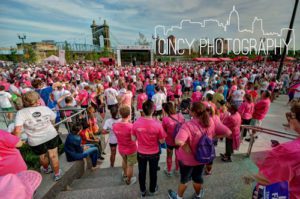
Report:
191,102,210,128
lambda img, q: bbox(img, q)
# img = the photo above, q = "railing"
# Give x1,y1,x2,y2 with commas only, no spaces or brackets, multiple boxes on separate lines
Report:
241,125,298,156
0,107,88,133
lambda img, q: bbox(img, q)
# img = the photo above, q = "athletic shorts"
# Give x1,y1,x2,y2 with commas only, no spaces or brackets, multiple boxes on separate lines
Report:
179,161,205,184
167,145,176,150
153,110,163,117
184,87,191,92
107,104,118,111
121,152,137,166
250,119,262,127
1,107,14,112
109,143,118,148
30,135,60,155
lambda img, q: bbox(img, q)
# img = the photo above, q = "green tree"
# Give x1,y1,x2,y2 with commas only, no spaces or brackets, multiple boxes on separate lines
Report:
26,46,37,63
8,48,19,63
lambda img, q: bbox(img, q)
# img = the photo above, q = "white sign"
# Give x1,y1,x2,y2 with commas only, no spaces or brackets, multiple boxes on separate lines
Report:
59,50,66,65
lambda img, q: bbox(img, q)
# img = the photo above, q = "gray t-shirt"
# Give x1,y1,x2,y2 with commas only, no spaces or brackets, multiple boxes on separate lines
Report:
15,106,57,146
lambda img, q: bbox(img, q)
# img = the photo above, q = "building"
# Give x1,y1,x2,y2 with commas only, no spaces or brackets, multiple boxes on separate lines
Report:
200,43,214,56
17,40,57,63
167,35,176,56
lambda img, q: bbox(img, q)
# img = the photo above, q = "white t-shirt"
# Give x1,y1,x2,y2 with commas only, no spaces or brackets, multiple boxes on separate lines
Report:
0,91,12,108
152,92,167,111
294,85,300,99
103,118,121,144
104,88,118,105
184,77,193,87
232,89,245,101
15,106,57,146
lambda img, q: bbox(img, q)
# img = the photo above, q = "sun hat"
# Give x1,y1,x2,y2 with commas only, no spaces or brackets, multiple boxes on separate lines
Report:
0,170,42,199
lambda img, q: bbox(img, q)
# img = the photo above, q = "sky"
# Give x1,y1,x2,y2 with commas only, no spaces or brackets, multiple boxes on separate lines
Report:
0,0,299,49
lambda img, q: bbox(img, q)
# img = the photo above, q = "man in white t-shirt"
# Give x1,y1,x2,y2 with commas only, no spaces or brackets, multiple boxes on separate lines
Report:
13,91,62,181
0,85,14,120
152,86,166,119
104,82,119,110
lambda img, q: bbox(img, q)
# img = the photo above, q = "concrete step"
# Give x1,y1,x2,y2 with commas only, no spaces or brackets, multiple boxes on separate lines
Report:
57,154,257,199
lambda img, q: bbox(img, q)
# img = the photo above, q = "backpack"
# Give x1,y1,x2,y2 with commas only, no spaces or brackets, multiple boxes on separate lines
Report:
169,115,183,139
192,122,216,164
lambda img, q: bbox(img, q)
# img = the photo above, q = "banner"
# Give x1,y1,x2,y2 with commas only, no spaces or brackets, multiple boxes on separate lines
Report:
58,50,66,65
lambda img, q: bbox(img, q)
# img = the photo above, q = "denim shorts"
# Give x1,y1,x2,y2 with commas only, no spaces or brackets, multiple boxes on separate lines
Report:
179,161,205,184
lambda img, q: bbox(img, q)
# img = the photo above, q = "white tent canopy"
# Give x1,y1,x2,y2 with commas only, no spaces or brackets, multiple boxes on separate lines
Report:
44,55,59,63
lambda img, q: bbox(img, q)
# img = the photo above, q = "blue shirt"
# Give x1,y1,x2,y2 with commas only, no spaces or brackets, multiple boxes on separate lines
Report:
36,86,53,106
146,84,155,99
64,134,87,162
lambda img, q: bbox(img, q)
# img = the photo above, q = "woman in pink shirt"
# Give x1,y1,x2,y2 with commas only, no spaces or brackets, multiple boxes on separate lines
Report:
136,89,147,116
113,106,137,185
168,102,231,199
221,103,242,162
162,102,185,176
191,86,203,103
243,102,300,199
132,100,166,197
238,94,254,138
173,80,182,109
0,130,27,176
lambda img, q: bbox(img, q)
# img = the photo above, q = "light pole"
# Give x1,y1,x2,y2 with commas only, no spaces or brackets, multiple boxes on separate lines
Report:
18,34,26,62
276,0,299,80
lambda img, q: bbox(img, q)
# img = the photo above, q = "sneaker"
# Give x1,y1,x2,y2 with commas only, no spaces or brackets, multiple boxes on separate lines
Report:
192,189,205,199
40,165,52,174
126,176,137,185
164,168,173,177
221,156,232,162
168,189,178,199
53,169,62,181
121,171,127,182
174,170,180,176
141,191,146,198
99,156,105,160
149,185,159,196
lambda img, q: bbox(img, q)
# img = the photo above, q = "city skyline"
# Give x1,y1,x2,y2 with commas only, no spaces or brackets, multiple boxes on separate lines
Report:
0,0,299,49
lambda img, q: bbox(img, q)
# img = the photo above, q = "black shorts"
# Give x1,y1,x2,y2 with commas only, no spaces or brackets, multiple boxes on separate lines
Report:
30,135,60,155
109,143,118,148
153,110,163,117
179,161,205,184
174,95,180,99
184,87,191,92
107,104,118,111
167,145,176,150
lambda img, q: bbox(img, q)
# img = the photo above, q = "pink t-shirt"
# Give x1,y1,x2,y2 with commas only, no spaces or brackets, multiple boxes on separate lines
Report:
191,91,202,103
113,122,137,155
176,117,231,166
0,130,27,175
222,112,242,150
252,98,271,120
162,114,185,146
137,93,148,111
238,102,254,120
119,91,132,107
132,117,166,154
174,84,182,96
257,138,300,199
77,90,89,106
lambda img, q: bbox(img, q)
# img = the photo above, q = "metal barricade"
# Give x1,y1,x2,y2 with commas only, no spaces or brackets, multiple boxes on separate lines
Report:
241,125,298,156
0,107,88,133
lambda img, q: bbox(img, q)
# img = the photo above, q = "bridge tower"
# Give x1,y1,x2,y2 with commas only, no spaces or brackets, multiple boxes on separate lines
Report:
91,20,111,49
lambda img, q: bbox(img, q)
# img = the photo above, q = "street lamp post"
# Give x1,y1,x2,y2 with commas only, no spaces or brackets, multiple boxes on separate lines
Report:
18,34,27,62
276,0,299,80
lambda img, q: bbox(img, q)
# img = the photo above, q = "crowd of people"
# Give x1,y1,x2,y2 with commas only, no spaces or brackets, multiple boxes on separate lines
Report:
0,60,300,199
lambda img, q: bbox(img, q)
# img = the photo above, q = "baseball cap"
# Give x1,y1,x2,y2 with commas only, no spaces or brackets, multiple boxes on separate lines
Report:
0,170,42,199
